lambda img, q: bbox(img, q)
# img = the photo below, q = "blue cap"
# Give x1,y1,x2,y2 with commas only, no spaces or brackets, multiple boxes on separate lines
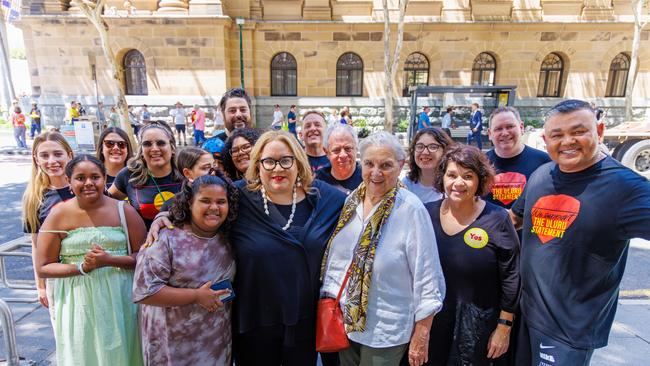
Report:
202,136,226,156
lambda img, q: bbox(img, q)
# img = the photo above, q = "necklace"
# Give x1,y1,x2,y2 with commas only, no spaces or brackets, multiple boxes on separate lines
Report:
261,184,297,231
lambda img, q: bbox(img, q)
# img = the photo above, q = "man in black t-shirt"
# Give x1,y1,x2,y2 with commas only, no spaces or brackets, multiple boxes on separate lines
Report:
300,110,330,173
511,100,650,366
315,124,362,195
485,106,551,210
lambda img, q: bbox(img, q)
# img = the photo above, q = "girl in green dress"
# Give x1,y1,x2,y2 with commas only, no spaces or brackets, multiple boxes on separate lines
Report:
35,154,145,366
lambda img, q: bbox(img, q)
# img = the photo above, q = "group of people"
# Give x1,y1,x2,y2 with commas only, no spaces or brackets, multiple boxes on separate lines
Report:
417,103,483,149
20,88,650,366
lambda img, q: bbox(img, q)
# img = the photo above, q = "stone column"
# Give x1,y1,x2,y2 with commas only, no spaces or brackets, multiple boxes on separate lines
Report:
189,0,222,15
441,0,471,22
303,0,331,20
582,0,614,20
157,0,188,13
511,0,542,21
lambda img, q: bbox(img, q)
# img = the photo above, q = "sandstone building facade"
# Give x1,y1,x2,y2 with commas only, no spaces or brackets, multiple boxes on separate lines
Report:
14,0,650,127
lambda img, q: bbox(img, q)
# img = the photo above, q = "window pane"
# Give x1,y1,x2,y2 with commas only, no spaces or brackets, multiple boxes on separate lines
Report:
350,69,362,96
547,71,560,97
537,72,547,96
286,70,297,96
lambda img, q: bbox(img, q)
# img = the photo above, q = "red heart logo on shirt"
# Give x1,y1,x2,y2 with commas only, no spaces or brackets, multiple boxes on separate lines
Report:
530,195,581,244
491,172,527,205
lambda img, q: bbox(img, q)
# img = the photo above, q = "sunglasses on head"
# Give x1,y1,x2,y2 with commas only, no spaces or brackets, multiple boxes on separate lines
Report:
103,140,127,149
142,140,169,148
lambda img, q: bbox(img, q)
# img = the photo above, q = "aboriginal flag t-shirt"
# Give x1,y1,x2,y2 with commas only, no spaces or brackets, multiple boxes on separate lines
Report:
113,168,182,229
485,146,551,209
511,156,650,349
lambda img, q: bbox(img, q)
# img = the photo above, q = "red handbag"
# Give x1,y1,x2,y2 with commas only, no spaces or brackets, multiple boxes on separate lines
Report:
316,265,353,353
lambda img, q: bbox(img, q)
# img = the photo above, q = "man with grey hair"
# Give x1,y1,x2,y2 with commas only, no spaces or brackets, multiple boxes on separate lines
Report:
315,124,362,195
511,99,650,366
485,106,550,210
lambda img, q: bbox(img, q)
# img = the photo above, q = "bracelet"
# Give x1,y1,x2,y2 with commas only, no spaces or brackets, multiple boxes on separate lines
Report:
497,318,513,327
77,262,88,276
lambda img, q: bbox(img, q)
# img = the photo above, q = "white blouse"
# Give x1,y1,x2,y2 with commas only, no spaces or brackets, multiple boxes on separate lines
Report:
402,176,443,204
321,188,445,348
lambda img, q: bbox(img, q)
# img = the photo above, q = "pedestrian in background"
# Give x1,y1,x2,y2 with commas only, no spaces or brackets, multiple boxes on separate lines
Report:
272,104,283,130
191,105,206,146
96,101,106,128
11,106,28,148
441,107,453,137
417,106,431,130
29,102,42,139
108,106,121,128
141,104,151,125
170,102,188,146
467,103,483,150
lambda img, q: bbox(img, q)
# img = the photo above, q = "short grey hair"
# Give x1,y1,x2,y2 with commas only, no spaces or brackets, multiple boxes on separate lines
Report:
324,123,359,149
359,131,406,161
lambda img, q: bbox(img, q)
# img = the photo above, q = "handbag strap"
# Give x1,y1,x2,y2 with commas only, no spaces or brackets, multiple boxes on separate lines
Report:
118,201,132,255
335,263,354,303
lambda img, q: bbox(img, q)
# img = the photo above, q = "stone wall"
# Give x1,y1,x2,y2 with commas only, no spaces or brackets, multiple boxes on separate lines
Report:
14,0,650,128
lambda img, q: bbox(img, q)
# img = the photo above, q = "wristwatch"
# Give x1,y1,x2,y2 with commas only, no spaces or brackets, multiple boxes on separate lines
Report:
497,318,513,327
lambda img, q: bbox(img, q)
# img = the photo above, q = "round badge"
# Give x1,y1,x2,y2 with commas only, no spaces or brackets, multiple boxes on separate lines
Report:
464,228,489,249
154,191,175,210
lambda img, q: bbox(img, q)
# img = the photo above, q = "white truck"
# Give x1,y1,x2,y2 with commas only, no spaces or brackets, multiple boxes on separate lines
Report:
604,121,650,179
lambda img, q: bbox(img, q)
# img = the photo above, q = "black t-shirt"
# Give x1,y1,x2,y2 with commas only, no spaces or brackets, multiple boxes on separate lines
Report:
314,163,363,195
485,146,551,209
24,187,74,233
307,154,330,173
106,174,116,189
113,168,182,229
511,156,650,348
427,199,520,313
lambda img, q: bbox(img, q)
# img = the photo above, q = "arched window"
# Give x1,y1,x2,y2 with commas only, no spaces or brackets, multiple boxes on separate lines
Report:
271,52,297,96
606,53,630,97
336,52,363,96
403,52,429,96
123,50,148,96
471,52,496,86
537,53,564,97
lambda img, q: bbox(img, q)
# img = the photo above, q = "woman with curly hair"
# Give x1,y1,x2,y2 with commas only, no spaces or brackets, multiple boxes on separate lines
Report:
221,128,261,180
109,123,183,229
425,145,520,365
403,127,454,204
133,173,239,366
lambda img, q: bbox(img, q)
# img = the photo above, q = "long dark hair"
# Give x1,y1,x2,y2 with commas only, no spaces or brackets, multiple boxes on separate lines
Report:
168,172,239,235
222,128,262,180
96,127,134,165
407,127,454,183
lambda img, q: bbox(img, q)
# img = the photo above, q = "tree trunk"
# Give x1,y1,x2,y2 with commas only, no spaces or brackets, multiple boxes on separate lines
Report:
381,0,409,132
77,0,136,144
625,0,644,121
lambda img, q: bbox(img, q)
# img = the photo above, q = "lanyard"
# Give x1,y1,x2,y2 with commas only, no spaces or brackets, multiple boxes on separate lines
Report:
148,172,169,204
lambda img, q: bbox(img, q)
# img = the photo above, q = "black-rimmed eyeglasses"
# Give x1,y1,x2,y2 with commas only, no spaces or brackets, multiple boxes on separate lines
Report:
414,143,441,153
260,156,295,171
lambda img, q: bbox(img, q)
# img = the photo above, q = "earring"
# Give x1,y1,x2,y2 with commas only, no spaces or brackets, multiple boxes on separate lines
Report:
296,177,302,187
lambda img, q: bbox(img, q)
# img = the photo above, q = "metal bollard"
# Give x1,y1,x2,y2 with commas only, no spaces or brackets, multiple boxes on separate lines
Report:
0,299,20,365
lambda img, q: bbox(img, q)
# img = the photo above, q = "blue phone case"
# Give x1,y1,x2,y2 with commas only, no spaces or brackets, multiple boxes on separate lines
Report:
210,278,235,303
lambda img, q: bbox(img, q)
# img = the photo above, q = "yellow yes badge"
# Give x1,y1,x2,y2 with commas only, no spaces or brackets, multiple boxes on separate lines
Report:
464,228,489,249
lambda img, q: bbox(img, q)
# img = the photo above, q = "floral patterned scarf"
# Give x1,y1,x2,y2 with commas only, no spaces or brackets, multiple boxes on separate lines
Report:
321,182,400,332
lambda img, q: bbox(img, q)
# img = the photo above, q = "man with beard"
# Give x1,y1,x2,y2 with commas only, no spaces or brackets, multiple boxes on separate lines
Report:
300,110,330,173
511,100,650,366
315,124,362,195
214,88,253,142
485,106,550,211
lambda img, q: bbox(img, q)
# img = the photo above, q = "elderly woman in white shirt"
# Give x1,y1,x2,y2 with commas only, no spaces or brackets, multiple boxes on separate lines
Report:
320,131,446,366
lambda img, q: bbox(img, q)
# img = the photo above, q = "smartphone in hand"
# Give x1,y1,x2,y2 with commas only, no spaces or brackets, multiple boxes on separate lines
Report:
210,278,235,303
